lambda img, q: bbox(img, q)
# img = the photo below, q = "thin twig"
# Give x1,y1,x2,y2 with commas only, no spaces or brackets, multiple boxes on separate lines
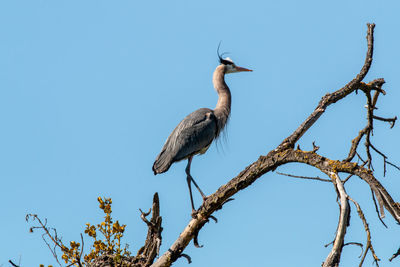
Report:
26,214,63,267
8,260,19,267
386,160,400,171
343,242,364,257
179,254,192,264
343,173,354,184
356,152,367,165
370,189,387,228
347,195,380,266
345,127,368,162
276,171,331,182
364,89,374,170
324,240,334,248
370,143,387,160
389,247,400,262
79,233,84,266
373,115,397,128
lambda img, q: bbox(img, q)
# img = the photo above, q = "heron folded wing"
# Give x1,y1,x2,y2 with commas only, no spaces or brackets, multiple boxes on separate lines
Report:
153,108,217,174
163,108,217,160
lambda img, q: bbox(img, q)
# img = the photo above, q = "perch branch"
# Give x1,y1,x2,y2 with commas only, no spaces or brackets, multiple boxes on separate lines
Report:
152,148,400,266
152,23,400,267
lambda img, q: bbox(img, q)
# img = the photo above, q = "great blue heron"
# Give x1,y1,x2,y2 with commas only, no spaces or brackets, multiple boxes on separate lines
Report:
152,48,252,213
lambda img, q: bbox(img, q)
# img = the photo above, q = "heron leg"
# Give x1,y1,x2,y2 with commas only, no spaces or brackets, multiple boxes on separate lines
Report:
185,157,207,200
185,156,196,212
186,175,195,212
190,175,207,200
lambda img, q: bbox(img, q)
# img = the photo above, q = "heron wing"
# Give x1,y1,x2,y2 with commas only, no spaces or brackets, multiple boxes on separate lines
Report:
153,108,217,174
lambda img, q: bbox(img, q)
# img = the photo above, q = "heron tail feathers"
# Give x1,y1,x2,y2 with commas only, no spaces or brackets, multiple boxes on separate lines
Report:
152,151,173,175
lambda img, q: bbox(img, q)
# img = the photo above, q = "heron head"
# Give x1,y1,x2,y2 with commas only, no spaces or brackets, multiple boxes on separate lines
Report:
220,57,253,74
217,43,252,74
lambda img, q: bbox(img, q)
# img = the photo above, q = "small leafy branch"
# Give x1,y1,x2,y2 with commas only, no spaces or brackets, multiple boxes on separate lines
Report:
83,197,130,263
27,194,162,267
27,197,130,267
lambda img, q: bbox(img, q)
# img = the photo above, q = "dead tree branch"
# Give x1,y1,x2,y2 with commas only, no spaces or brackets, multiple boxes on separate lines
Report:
347,196,380,266
153,148,400,266
151,23,400,267
278,23,375,151
322,173,350,267
136,193,163,266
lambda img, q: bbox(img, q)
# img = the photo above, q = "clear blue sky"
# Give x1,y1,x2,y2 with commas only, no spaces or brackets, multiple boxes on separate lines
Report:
1,1,400,266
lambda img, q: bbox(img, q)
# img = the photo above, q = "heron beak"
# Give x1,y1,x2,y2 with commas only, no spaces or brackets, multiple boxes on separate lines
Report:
235,66,253,72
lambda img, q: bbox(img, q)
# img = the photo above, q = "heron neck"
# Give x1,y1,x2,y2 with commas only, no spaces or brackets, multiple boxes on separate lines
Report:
213,65,231,135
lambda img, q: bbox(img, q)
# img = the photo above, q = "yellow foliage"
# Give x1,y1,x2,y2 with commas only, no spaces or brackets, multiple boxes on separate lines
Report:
61,197,130,266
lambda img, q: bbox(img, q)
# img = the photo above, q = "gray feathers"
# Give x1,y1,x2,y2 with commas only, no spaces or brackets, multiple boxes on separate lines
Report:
152,108,218,174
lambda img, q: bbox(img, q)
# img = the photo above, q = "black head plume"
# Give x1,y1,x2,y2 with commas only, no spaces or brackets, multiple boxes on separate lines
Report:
217,42,233,65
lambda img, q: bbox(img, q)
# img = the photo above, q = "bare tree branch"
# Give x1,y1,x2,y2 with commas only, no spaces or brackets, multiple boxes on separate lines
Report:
322,173,350,267
136,193,163,266
347,195,380,267
278,23,375,151
152,144,400,266
345,79,386,166
345,127,369,163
